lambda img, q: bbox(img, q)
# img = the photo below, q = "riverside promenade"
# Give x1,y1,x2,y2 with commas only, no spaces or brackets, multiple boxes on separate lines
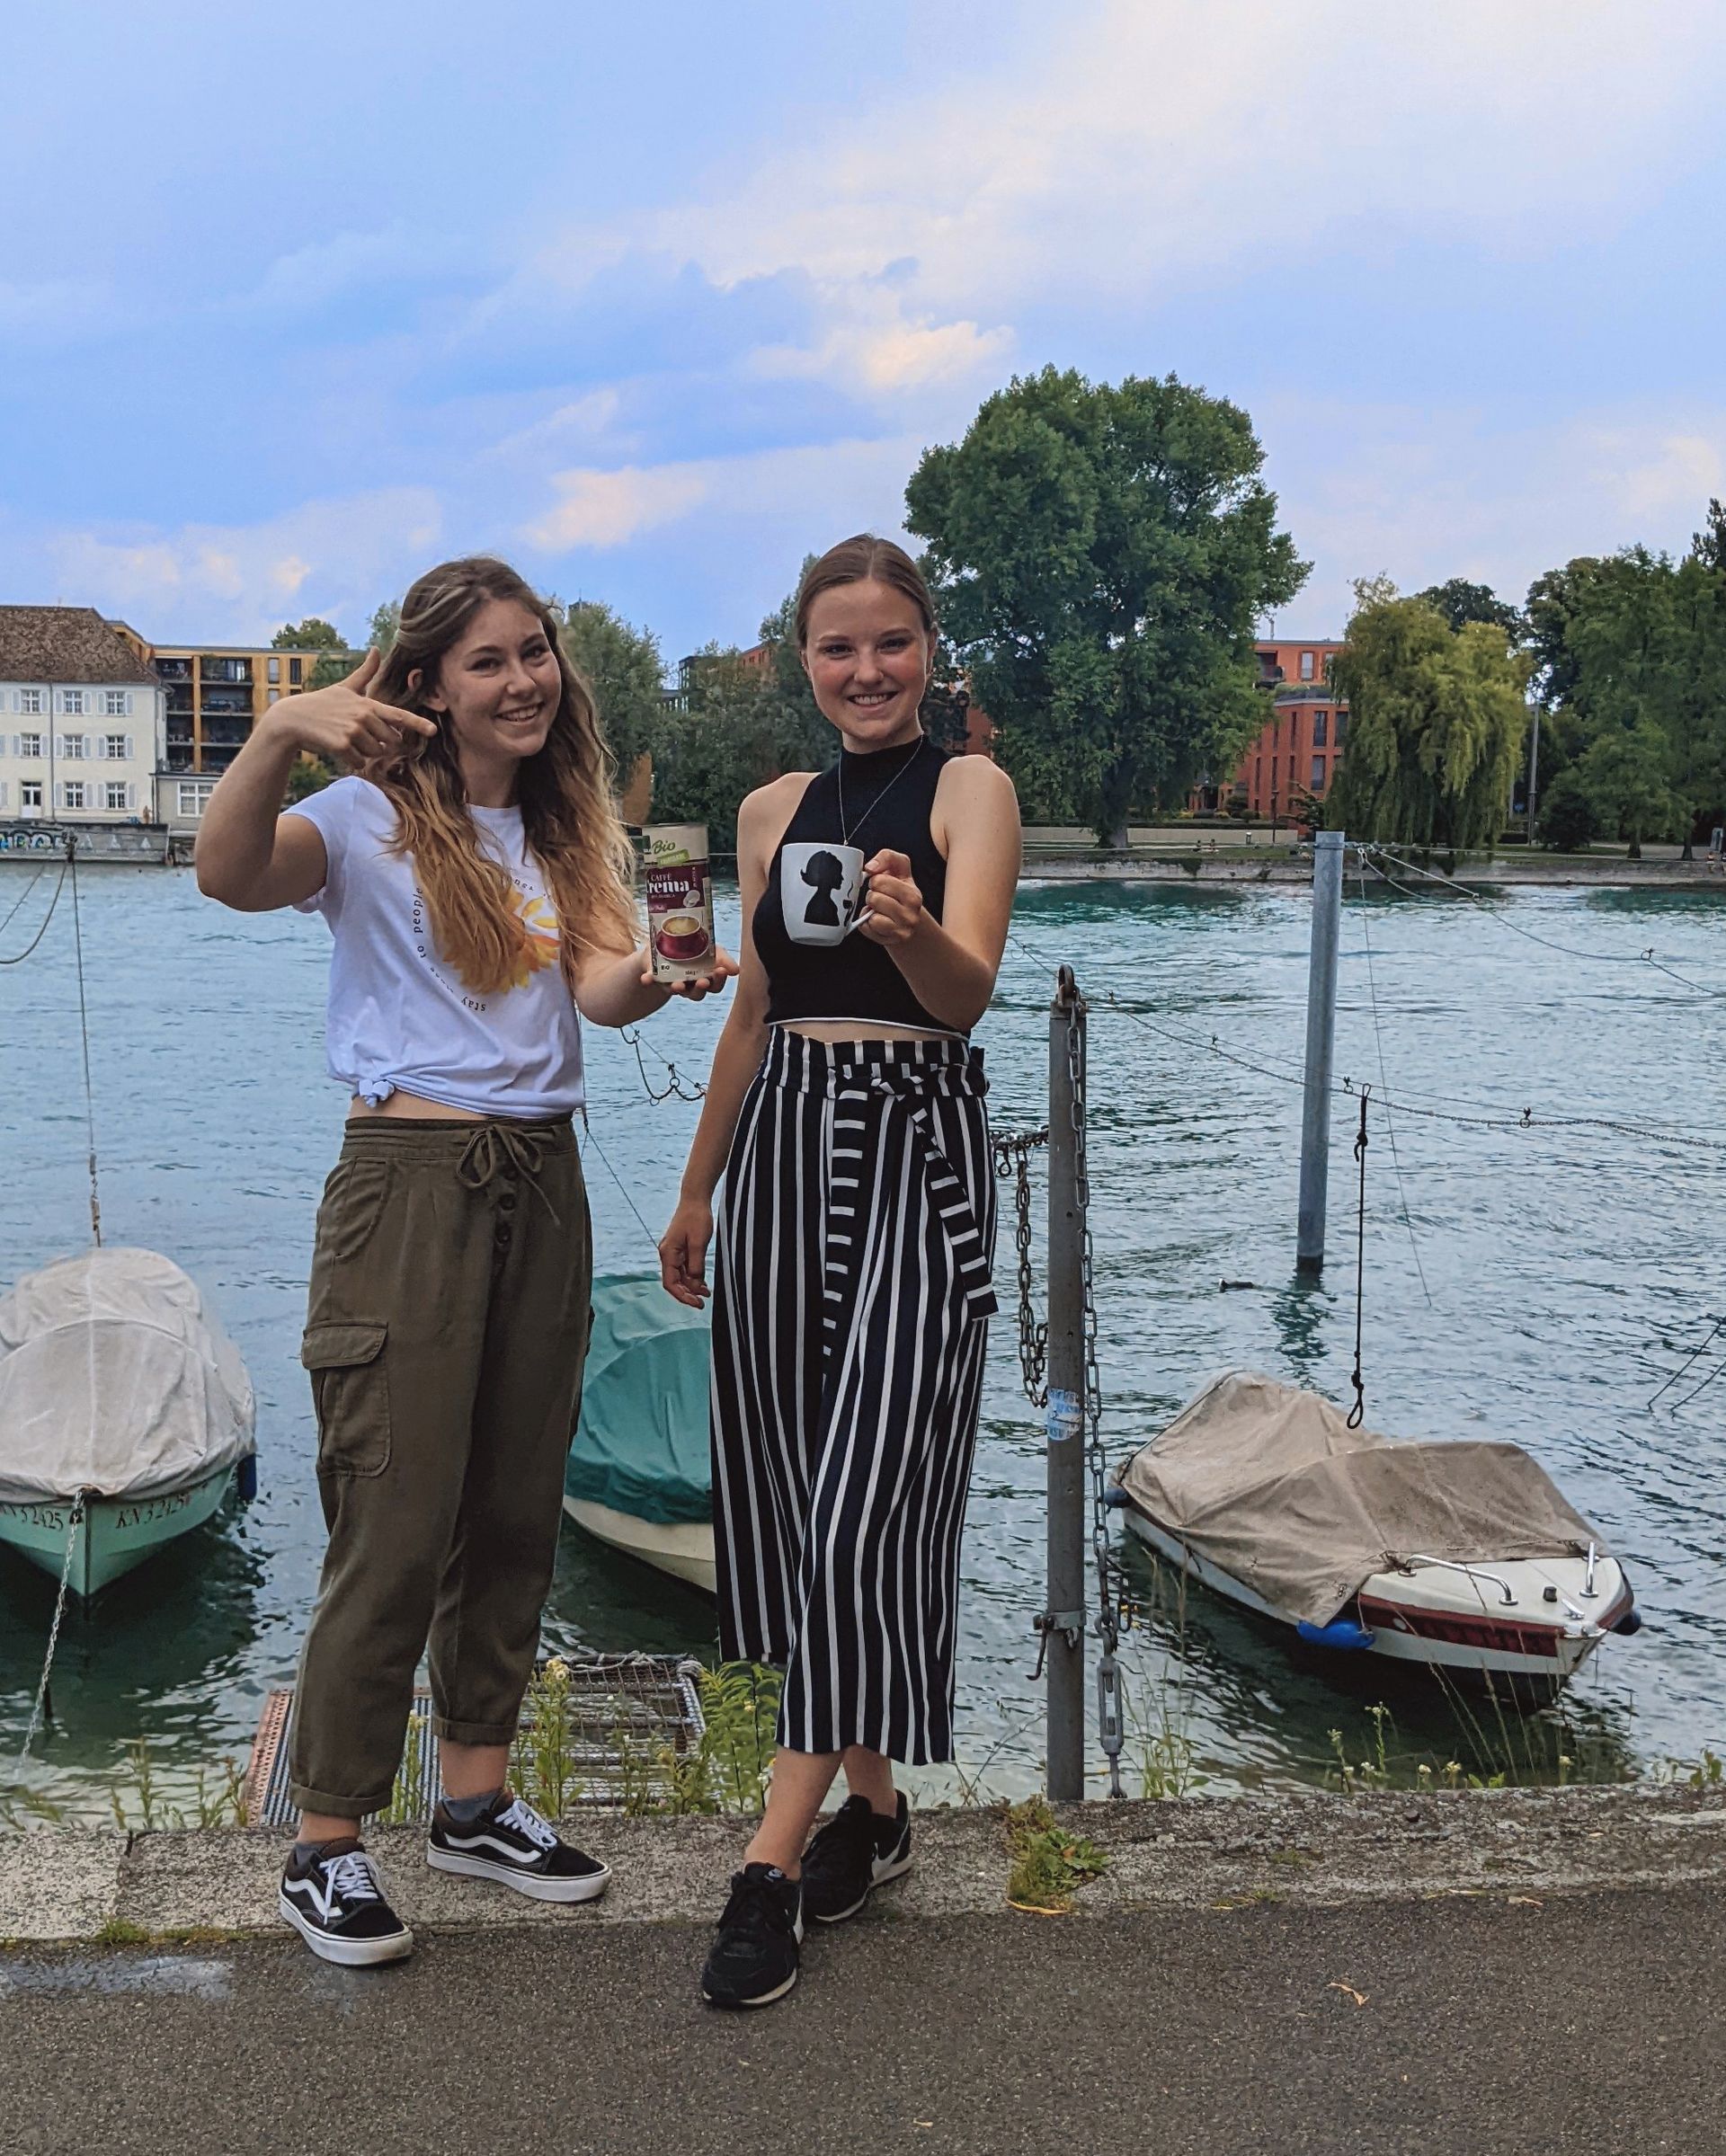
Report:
5,1785,1722,2154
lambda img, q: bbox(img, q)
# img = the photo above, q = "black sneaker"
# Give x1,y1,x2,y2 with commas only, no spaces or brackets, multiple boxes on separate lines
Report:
427,1790,609,1903
700,1863,804,2009
278,1840,414,1967
801,1793,912,1924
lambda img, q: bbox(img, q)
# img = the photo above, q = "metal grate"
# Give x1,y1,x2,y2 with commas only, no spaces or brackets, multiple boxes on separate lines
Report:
245,1655,707,1827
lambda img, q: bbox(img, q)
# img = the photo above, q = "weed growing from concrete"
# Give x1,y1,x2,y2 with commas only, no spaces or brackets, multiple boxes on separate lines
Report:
1002,1796,1108,1912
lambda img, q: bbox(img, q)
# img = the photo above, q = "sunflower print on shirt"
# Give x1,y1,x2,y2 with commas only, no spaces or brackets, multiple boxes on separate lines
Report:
504,887,562,989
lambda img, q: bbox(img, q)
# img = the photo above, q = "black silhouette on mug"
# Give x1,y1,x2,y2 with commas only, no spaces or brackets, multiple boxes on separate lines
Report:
799,849,849,927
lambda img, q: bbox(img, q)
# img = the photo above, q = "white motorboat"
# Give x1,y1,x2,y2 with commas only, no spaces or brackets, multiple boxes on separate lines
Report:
1112,1371,1638,1689
0,1247,257,1597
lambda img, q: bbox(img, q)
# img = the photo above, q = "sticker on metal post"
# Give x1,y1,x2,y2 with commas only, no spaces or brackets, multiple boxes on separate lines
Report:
1045,1389,1082,1444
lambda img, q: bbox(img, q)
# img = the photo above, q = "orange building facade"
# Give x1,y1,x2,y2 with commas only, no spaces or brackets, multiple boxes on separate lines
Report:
1192,639,1348,820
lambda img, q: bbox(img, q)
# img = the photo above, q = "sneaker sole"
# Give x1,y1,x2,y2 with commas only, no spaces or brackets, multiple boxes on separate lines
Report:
810,1848,913,1926
425,1845,611,1903
701,1964,800,2009
278,1889,414,1967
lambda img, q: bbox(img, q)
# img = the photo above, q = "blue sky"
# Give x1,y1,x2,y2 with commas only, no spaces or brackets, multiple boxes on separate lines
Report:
4,0,1722,664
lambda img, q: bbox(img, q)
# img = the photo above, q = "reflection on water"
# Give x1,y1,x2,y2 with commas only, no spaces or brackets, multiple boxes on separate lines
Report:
1,863,1722,1815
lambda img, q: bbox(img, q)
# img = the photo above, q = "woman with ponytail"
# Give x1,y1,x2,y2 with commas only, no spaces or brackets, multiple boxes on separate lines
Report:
198,556,731,1966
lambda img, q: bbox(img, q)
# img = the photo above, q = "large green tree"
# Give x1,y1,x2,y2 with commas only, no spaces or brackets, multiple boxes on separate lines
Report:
271,617,347,651
1325,581,1530,850
1414,579,1524,640
904,366,1308,843
556,599,665,790
1526,542,1726,856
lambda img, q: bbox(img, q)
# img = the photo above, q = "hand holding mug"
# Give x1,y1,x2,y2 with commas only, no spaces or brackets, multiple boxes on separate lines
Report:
857,849,923,946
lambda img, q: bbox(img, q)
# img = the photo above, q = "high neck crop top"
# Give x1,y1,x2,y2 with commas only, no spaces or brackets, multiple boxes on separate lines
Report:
753,733,957,1034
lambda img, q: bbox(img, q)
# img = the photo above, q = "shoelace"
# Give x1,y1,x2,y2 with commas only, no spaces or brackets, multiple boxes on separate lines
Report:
325,1850,382,1905
497,1797,559,1851
808,1801,876,1877
719,1870,795,1938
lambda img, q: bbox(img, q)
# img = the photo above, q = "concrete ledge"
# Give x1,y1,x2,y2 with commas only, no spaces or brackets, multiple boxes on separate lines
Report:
5,1784,1724,1948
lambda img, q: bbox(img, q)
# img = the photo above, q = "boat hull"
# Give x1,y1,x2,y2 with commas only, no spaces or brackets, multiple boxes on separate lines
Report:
562,1495,717,1596
1120,1503,1624,1688
0,1460,238,1598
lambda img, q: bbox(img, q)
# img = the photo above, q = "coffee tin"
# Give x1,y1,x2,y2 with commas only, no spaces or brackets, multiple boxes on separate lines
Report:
642,822,715,984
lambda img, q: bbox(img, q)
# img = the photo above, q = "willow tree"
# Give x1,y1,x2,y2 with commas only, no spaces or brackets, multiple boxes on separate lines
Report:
1326,581,1529,851
904,366,1308,843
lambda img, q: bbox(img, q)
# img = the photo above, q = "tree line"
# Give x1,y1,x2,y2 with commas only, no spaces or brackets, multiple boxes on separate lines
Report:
271,368,1726,856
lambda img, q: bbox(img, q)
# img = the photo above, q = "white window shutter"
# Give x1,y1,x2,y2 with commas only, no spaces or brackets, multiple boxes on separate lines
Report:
127,783,138,811
126,733,136,760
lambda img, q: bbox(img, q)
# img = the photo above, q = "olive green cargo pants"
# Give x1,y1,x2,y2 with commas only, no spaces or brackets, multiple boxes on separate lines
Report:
287,1116,592,1819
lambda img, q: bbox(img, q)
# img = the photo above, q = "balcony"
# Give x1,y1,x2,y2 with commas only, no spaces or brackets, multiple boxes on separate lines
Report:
165,723,194,748
155,658,192,682
199,658,253,685
200,721,253,748
165,746,195,773
200,692,254,717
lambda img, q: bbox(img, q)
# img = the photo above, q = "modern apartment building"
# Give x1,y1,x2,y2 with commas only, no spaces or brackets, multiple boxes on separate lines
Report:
0,608,164,828
1191,639,1349,819
108,625,344,826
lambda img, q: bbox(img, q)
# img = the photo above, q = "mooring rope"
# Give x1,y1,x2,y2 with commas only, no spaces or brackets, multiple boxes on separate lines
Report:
15,1494,85,1769
0,860,67,966
67,844,102,1247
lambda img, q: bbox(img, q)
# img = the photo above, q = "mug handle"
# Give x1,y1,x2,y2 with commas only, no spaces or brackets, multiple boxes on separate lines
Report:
845,874,873,934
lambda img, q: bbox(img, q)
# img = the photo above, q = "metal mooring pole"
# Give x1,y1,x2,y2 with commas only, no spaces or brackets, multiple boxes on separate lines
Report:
1296,829,1345,1274
1045,966,1088,1801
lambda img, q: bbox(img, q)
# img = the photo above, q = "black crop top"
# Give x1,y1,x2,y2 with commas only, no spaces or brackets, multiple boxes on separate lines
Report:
754,733,956,1034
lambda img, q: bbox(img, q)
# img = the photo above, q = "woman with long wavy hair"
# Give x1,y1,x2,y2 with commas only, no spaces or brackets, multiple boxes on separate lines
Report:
198,555,732,1967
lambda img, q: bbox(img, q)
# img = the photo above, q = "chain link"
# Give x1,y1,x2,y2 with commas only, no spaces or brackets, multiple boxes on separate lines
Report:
992,1127,1048,1406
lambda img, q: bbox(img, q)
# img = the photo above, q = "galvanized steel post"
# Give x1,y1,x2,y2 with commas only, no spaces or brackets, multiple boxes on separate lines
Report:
1296,830,1345,1274
1045,967,1087,1800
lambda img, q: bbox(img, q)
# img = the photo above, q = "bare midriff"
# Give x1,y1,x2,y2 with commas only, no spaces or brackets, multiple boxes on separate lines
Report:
347,1090,492,1121
779,1020,957,1044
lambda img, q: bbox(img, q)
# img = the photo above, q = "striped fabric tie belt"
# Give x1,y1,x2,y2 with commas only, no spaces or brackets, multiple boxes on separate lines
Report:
827,1061,998,1326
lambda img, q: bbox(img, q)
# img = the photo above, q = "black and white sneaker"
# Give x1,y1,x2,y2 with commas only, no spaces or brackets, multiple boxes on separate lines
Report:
800,1792,912,1924
279,1841,414,1967
427,1790,609,1903
700,1863,803,2009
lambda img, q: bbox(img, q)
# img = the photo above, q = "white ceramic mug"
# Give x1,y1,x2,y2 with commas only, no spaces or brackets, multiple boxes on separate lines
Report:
780,841,869,945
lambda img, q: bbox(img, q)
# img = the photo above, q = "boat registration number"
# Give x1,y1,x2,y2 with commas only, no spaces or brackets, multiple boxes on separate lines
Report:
0,1500,73,1530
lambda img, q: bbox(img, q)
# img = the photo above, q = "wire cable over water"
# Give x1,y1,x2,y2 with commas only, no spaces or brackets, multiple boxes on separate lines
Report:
0,862,67,967
1358,843,1716,994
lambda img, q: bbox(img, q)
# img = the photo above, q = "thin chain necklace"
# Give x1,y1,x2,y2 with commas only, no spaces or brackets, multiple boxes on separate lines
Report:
836,732,925,847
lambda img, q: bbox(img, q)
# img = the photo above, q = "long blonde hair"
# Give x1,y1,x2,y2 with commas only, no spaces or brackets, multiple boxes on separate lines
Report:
364,556,637,995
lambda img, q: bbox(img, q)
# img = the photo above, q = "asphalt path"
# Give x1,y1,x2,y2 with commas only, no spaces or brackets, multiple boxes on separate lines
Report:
4,1884,1721,2155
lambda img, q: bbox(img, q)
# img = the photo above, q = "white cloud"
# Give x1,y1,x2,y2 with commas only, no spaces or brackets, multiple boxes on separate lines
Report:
1260,400,1726,631
522,436,922,557
525,464,711,550
748,289,1013,397
27,489,443,643
528,0,1722,395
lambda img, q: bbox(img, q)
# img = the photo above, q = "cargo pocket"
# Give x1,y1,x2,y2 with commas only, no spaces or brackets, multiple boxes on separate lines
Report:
313,1156,393,1268
301,1319,392,1477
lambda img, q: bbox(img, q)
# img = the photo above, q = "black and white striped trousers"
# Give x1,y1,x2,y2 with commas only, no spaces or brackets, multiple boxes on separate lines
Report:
710,1029,997,1765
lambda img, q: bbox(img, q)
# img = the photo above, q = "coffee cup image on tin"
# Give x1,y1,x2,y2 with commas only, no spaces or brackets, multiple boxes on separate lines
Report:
654,911,712,961
780,841,867,945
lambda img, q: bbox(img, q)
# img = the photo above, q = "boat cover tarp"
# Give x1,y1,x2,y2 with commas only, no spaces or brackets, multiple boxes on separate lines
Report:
1117,1371,1604,1628
565,1273,712,1528
0,1247,256,1502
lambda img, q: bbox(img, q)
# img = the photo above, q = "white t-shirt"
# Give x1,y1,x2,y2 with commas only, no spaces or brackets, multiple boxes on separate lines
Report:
286,776,586,1118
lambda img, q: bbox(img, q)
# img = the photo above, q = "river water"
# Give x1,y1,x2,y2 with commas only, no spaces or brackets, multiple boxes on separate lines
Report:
2,862,1722,1814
